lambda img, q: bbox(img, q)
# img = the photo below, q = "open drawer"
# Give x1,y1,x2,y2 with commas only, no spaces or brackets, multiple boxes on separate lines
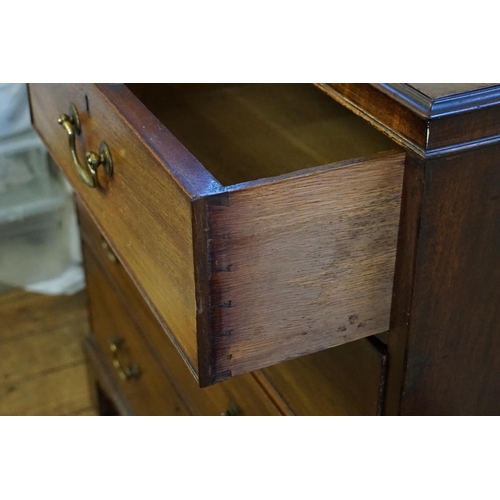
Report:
29,83,404,386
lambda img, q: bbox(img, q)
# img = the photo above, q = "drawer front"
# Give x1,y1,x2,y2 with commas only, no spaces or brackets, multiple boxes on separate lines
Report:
83,245,191,416
262,337,387,416
80,206,282,415
30,83,404,386
29,83,202,375
77,202,197,377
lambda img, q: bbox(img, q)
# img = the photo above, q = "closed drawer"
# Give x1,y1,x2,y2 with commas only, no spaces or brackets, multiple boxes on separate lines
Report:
133,287,284,416
79,205,283,416
29,83,404,386
83,245,191,416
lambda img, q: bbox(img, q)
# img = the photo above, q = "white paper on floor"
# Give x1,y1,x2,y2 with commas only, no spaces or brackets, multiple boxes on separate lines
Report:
24,264,85,295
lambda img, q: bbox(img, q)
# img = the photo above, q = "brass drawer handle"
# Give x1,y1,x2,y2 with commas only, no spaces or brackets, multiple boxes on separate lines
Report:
58,104,113,188
109,337,141,381
101,238,118,263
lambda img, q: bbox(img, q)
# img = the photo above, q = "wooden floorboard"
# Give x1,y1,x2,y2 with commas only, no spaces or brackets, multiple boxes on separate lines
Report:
0,289,96,416
0,289,88,342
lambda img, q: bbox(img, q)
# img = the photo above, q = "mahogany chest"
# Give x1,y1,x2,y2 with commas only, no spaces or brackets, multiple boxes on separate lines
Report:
28,83,500,415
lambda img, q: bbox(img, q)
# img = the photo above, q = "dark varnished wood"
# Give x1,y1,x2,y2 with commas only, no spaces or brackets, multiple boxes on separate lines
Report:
407,83,495,99
316,83,428,153
349,85,500,415
388,144,500,415
384,153,426,415
314,84,500,415
318,83,500,157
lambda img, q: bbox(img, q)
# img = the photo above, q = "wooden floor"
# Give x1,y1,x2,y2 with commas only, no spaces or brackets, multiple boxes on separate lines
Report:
0,288,97,416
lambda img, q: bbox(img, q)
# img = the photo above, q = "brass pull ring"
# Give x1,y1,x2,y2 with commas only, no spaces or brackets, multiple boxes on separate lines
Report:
57,104,113,188
109,337,141,381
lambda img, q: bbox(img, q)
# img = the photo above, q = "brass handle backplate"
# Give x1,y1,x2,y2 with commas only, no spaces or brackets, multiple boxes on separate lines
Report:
58,104,113,188
109,337,141,381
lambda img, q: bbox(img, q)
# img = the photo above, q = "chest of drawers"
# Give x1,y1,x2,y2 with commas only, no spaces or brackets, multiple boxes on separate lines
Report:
29,83,500,415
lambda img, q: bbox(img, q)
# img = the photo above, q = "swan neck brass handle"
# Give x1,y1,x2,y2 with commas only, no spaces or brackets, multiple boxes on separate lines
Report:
109,337,141,381
101,238,118,264
57,104,113,188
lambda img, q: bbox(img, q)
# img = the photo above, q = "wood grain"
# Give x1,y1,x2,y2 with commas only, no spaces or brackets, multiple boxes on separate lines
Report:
425,104,500,151
391,144,500,415
0,289,94,416
30,83,404,385
319,83,500,156
80,212,284,415
84,247,191,416
407,83,495,99
77,202,199,380
29,83,200,372
202,151,405,380
316,83,428,154
82,200,386,415
0,363,92,416
130,83,396,186
0,289,88,342
262,337,387,416
1,323,89,384
384,153,425,415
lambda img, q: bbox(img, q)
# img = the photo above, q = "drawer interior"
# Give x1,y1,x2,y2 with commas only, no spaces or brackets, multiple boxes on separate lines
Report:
262,336,387,416
125,83,396,186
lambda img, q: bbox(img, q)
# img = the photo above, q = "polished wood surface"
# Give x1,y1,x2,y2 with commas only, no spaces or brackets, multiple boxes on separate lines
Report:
388,144,500,415
30,83,404,385
29,83,200,374
83,247,191,416
384,153,425,415
315,83,428,153
28,82,500,415
0,290,95,416
318,83,500,156
407,83,495,99
200,151,404,380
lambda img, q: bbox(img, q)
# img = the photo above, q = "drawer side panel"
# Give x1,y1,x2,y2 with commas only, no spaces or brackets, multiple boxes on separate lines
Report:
208,151,404,378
